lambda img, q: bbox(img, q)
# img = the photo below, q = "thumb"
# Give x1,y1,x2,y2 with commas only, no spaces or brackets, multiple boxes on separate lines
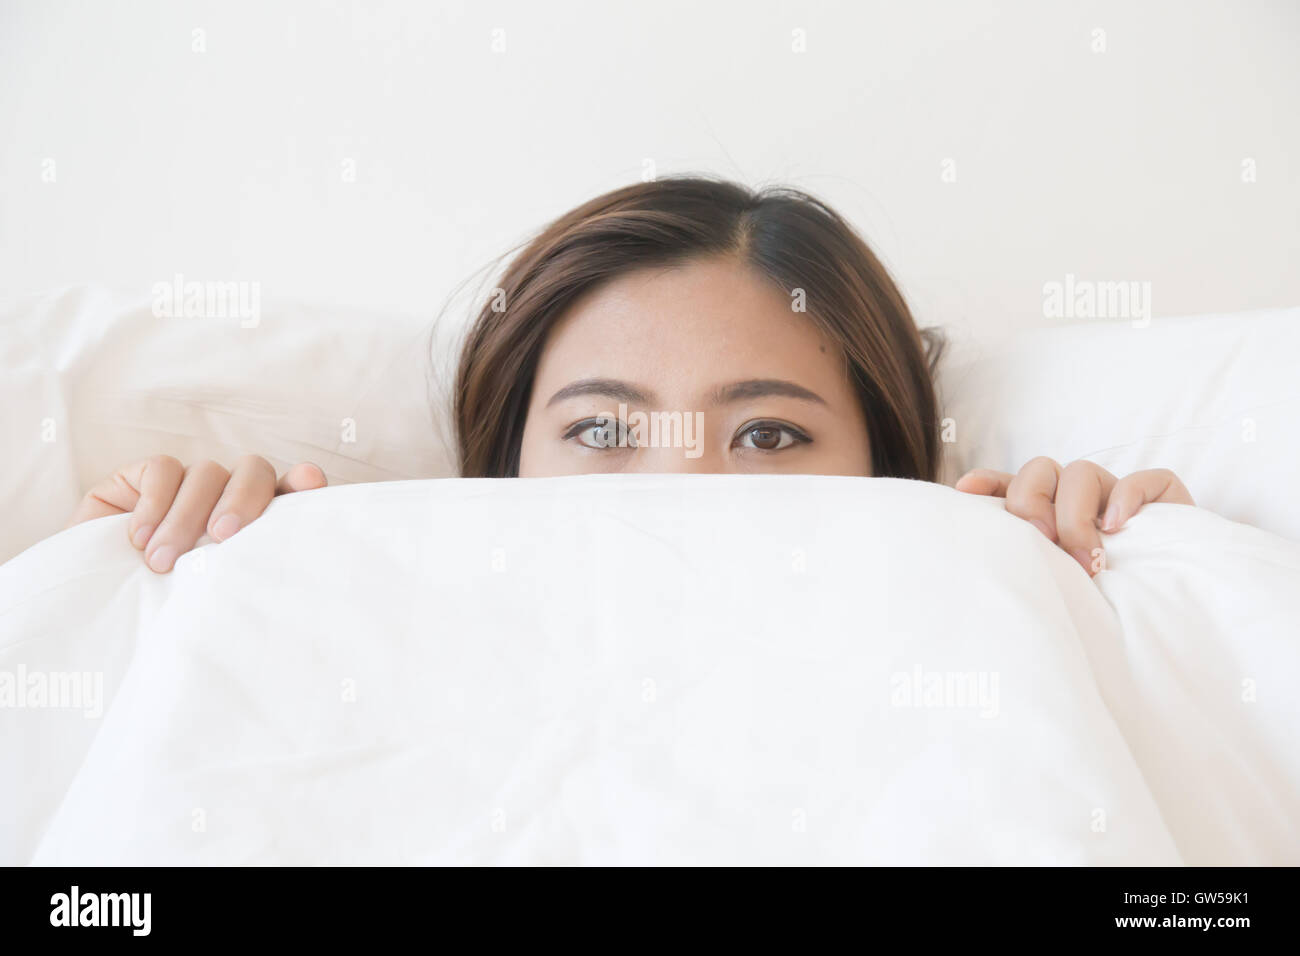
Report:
275,462,328,495
954,468,1013,498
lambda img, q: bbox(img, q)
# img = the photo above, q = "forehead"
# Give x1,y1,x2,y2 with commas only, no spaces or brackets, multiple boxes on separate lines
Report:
534,257,845,395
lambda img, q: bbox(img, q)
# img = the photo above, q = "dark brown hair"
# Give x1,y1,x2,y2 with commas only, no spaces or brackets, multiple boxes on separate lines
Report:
454,177,943,479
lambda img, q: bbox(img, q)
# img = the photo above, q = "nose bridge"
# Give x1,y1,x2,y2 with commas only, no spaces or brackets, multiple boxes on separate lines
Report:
634,445,721,474
630,408,720,474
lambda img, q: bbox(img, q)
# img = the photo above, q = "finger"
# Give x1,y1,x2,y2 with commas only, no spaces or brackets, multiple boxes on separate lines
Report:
954,469,1014,497
207,455,278,542
144,460,230,573
1055,461,1117,576
67,462,148,527
66,492,127,527
1101,469,1195,532
125,455,186,550
1004,457,1063,542
275,462,327,496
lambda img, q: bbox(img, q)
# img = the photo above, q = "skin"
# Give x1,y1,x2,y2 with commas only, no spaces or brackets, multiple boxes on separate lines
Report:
955,461,1193,575
68,256,1193,575
518,258,873,477
66,457,326,573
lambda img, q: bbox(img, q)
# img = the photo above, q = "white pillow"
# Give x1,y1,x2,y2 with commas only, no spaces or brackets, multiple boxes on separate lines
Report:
938,308,1300,542
0,285,460,564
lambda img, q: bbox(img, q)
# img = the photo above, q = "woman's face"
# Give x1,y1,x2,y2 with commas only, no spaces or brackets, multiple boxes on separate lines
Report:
518,257,873,477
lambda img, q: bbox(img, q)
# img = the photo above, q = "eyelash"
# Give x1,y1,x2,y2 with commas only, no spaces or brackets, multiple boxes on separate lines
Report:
564,417,635,449
731,420,812,452
562,418,812,452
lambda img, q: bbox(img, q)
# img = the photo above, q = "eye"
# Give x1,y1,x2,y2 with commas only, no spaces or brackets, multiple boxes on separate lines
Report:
732,420,810,452
563,417,637,450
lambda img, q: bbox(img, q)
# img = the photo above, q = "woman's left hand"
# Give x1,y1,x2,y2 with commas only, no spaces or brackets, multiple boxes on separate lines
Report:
955,458,1194,576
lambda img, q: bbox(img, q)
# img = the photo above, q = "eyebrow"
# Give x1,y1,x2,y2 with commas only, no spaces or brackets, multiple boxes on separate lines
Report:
546,377,828,409
546,378,657,407
712,379,827,406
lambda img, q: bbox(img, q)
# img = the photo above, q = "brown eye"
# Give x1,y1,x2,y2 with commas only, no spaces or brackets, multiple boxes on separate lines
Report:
749,425,782,450
732,420,810,452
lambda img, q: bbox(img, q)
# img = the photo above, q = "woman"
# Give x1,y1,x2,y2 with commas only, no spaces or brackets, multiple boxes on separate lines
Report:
67,177,1193,575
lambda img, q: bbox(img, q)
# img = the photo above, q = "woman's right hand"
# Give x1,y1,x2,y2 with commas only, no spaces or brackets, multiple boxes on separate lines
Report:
66,455,327,573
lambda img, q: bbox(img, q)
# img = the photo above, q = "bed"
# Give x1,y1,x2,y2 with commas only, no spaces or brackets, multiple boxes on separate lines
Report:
2,287,1298,864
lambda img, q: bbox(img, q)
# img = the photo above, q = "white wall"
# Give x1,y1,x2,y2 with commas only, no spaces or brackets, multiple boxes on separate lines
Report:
2,0,1297,339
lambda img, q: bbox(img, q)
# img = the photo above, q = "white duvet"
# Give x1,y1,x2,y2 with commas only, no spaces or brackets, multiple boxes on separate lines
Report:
1,475,1297,865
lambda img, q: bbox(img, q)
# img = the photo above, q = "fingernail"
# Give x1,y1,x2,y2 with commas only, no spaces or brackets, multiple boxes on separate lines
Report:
1072,547,1099,575
148,546,178,573
1101,506,1118,531
1030,518,1053,539
132,524,154,548
212,514,241,541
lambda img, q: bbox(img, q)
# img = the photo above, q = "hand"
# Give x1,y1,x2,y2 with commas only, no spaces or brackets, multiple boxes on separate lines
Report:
66,455,327,573
955,458,1193,575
